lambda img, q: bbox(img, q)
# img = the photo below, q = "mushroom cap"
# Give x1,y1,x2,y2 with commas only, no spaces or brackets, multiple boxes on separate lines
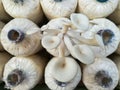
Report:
45,57,81,90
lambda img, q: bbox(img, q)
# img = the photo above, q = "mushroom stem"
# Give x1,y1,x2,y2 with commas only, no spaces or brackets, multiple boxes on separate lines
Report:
8,29,25,43
7,69,24,87
95,70,113,88
67,31,100,46
58,41,65,57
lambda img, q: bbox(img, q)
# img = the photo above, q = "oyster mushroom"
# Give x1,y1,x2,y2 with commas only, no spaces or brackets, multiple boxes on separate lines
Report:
0,52,12,82
0,0,12,22
41,18,72,57
64,35,95,64
45,57,81,90
108,0,120,25
81,18,120,57
41,17,97,58
3,54,47,90
1,18,42,56
0,21,5,51
78,0,118,19
2,0,43,24
83,57,119,90
40,0,77,19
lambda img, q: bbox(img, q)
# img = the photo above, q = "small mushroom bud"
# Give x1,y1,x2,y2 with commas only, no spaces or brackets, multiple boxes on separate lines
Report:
45,57,81,90
83,57,119,90
3,54,47,90
78,0,118,19
40,0,77,19
2,0,43,24
1,18,42,56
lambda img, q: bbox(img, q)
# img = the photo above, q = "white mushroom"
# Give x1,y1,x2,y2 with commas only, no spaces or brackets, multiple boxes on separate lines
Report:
40,0,77,19
42,35,61,50
41,18,72,57
2,0,43,24
3,54,47,90
70,13,89,31
83,57,119,90
1,18,42,56
64,35,95,64
45,57,81,90
78,0,118,19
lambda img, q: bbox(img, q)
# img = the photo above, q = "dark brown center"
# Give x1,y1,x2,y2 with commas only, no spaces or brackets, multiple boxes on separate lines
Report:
97,29,114,45
7,69,24,86
8,29,25,43
95,70,113,88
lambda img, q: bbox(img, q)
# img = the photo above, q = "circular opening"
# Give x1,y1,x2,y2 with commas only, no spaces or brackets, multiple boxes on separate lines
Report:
55,80,68,87
14,0,24,4
7,70,24,86
97,0,108,3
95,70,113,88
97,29,114,45
8,29,25,43
54,0,62,2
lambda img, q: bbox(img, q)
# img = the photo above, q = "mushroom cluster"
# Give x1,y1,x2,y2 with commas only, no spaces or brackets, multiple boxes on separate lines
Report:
0,0,119,90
